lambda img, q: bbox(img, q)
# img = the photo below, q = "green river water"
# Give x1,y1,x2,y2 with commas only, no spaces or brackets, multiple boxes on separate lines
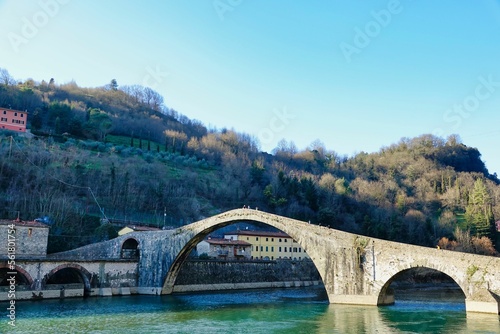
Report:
1,286,499,333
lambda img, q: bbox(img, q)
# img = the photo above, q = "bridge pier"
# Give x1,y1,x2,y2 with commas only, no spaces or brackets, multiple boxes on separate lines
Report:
465,289,500,314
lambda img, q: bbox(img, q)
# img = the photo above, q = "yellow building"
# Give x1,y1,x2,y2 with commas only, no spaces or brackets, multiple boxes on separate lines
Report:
224,230,309,260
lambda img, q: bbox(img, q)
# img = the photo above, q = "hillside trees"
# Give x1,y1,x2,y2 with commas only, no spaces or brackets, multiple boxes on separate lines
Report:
465,178,495,238
1,70,498,255
84,108,112,141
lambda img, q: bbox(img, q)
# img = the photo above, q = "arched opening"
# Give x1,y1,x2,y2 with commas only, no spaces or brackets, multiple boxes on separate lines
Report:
43,265,92,297
121,238,139,259
0,267,33,291
378,267,466,309
162,219,325,297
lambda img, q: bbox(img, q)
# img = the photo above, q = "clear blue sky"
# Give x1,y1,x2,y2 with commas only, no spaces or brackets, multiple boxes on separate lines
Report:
1,0,500,174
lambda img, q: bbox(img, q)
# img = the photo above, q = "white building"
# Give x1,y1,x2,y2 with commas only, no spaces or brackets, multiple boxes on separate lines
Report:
196,238,252,260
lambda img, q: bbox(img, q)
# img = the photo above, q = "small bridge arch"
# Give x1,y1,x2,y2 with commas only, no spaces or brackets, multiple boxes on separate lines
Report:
42,263,93,292
376,265,467,305
0,264,34,288
121,237,140,259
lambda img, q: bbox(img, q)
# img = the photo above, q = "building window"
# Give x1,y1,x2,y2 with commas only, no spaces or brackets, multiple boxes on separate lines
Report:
279,247,282,252
284,247,287,252
266,238,268,241
271,246,274,252
279,238,282,242
293,247,297,252
247,237,249,240
299,248,302,253
255,246,258,251
28,228,33,237
256,237,259,241
260,246,263,251
285,239,288,242
271,238,274,242
21,114,24,117
14,113,17,116
2,110,6,114
266,246,268,252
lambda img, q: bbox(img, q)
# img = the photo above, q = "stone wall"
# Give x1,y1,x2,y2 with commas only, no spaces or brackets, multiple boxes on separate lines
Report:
175,259,321,285
0,224,48,256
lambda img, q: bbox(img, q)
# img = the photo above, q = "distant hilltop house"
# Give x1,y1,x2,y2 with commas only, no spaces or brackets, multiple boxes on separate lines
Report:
118,225,162,236
197,230,310,261
0,107,28,133
0,218,49,257
196,238,252,260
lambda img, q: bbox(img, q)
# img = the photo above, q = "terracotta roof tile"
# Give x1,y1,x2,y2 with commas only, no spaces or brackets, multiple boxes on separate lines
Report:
205,238,252,246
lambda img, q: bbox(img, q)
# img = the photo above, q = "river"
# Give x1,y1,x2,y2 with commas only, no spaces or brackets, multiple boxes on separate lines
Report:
1,286,499,333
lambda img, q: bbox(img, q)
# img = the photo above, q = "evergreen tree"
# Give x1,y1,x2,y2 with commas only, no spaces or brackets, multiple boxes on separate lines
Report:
465,179,494,238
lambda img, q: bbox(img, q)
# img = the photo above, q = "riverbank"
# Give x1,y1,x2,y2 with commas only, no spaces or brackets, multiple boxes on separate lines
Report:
172,280,323,293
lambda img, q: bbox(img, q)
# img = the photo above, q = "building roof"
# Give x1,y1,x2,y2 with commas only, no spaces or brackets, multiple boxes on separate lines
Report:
224,230,291,238
205,238,252,247
0,219,49,228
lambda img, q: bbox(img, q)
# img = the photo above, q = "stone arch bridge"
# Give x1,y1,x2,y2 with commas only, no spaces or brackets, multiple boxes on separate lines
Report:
4,209,500,314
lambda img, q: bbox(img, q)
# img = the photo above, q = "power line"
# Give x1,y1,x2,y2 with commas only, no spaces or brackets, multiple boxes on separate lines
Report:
8,136,109,222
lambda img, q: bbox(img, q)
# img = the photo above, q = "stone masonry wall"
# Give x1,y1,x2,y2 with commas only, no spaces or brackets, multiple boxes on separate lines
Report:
0,225,48,256
175,259,321,285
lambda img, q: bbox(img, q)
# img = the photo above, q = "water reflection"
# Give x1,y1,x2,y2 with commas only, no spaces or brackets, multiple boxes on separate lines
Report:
316,304,393,333
1,287,498,333
465,312,500,333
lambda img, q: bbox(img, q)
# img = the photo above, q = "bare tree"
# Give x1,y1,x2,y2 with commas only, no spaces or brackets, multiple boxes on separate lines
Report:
0,68,16,86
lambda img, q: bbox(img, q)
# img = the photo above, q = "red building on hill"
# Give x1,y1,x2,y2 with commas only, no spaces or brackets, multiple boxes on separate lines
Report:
0,107,28,133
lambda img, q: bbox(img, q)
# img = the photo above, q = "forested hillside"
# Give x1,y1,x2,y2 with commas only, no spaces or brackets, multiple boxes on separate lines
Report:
1,68,499,255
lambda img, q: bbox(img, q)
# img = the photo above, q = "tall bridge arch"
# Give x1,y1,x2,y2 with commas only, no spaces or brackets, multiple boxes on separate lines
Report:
160,208,328,294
